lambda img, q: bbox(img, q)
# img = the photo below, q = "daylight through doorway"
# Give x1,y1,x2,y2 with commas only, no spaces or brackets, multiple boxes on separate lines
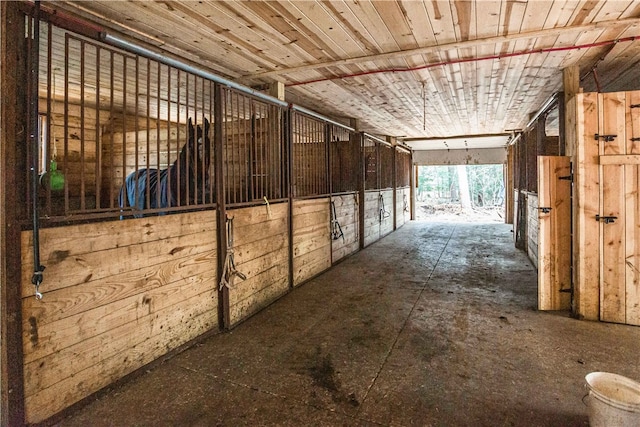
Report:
416,164,505,223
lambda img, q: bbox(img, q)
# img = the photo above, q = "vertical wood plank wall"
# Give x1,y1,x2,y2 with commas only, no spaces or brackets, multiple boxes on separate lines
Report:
293,198,331,286
331,194,359,263
573,90,640,325
574,93,600,321
526,193,539,268
20,211,218,424
363,191,381,247
395,188,410,229
228,202,290,325
379,189,394,238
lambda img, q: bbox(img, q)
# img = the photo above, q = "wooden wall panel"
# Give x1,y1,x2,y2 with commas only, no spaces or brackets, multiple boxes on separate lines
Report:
537,156,571,311
625,91,640,325
363,191,381,247
227,202,290,325
380,189,394,237
526,193,539,268
331,193,359,263
574,93,600,321
293,198,331,286
599,92,627,323
20,210,218,424
395,188,407,229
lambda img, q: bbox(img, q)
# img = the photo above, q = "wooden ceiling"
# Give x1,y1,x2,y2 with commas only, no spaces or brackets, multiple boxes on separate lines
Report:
44,1,640,148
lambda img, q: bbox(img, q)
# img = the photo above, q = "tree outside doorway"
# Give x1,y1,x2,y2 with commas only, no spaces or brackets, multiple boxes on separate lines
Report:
416,164,505,223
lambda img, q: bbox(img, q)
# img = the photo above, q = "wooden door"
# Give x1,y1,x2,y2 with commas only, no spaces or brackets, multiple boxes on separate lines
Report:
598,91,640,325
538,156,572,310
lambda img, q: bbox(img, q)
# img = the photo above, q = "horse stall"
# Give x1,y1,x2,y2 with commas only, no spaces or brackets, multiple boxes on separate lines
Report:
395,146,411,230
2,6,413,424
362,134,395,247
330,125,360,263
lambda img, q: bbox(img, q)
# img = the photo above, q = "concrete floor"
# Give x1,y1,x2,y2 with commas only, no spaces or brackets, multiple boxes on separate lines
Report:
54,221,640,427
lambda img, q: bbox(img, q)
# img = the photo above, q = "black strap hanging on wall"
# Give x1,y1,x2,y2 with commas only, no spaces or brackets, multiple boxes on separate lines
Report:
30,1,45,300
330,201,344,241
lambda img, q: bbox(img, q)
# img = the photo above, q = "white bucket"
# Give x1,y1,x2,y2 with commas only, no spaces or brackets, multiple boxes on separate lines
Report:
585,372,640,427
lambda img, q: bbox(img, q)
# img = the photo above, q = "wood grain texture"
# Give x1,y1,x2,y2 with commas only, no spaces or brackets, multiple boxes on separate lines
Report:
20,210,218,423
574,92,600,321
599,92,626,324
292,198,330,286
227,202,290,325
331,193,359,263
537,156,571,311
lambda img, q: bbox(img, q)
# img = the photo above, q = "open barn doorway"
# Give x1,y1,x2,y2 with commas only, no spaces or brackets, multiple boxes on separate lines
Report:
416,164,505,223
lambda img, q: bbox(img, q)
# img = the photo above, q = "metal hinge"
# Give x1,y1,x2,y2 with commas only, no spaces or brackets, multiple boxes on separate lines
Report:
595,134,617,142
559,174,573,182
631,104,640,109
595,214,617,224
538,207,552,214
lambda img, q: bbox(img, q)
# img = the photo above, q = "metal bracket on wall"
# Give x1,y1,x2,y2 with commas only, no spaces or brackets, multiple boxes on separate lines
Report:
595,214,617,224
594,133,617,142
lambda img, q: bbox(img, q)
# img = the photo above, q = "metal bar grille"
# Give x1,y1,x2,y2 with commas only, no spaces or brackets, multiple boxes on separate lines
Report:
32,21,218,221
221,87,287,206
363,136,379,191
395,148,411,188
379,144,394,189
329,125,358,193
291,112,329,197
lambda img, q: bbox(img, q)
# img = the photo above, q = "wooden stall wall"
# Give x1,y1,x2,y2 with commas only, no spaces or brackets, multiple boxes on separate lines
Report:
331,193,359,263
363,191,381,247
227,202,290,325
380,189,394,238
395,188,408,229
574,91,640,326
526,193,539,268
293,198,331,286
20,211,218,424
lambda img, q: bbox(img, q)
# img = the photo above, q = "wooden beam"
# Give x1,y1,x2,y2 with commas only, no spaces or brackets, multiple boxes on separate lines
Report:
1,2,26,425
574,92,600,321
564,66,580,158
268,81,285,101
599,154,640,165
244,16,640,81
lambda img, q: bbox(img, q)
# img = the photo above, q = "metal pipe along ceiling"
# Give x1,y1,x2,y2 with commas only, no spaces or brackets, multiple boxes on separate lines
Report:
288,36,640,87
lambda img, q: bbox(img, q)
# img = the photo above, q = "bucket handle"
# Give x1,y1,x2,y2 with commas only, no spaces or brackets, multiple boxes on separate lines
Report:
582,393,590,406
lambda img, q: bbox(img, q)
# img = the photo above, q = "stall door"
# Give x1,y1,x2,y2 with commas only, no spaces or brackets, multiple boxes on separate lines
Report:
538,156,572,310
598,91,640,325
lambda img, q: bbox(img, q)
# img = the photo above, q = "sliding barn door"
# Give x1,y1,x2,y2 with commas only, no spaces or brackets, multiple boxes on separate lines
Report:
598,91,640,326
538,156,572,310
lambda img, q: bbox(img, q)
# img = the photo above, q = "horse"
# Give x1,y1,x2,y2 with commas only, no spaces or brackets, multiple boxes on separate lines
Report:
118,117,212,217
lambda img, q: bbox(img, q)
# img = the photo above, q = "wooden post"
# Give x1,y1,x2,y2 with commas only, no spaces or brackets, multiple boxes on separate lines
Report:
214,84,229,329
563,66,580,158
358,133,365,249
269,81,285,101
505,145,514,224
574,92,600,320
1,2,26,424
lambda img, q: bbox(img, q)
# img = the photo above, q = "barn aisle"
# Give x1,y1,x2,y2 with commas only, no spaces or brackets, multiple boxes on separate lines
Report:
54,221,640,427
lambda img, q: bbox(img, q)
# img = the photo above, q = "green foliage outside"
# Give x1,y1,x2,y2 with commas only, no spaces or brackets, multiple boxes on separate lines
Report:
417,164,504,207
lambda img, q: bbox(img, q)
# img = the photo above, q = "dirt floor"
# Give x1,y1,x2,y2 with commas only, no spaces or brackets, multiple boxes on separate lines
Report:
53,221,640,427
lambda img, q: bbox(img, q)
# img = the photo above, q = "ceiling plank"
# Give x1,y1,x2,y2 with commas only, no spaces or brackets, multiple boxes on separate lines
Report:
244,14,640,81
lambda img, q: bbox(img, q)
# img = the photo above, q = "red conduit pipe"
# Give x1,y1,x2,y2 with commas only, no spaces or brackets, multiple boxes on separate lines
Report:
288,36,640,87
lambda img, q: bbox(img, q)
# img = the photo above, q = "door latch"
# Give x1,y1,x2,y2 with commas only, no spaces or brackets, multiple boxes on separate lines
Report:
538,207,552,214
594,134,617,142
595,215,617,224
